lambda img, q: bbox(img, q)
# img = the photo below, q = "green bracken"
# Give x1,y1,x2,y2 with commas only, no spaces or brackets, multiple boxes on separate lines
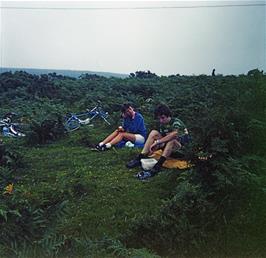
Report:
0,69,265,257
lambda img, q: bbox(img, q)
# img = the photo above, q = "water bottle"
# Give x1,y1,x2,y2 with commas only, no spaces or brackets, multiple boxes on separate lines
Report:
3,127,10,136
125,141,134,148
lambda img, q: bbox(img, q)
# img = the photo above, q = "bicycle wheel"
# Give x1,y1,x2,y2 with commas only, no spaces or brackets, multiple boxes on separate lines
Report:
65,118,80,132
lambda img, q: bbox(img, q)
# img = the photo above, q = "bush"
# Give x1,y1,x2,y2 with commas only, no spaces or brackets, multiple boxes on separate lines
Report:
26,116,65,145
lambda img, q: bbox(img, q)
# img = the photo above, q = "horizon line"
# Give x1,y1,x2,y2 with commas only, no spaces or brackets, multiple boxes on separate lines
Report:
1,66,263,77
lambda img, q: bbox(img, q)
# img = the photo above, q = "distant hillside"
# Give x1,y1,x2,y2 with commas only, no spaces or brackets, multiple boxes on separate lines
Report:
0,67,129,78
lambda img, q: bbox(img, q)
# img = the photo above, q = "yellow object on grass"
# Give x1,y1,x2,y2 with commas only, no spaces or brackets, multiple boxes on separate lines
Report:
150,149,192,169
4,183,14,194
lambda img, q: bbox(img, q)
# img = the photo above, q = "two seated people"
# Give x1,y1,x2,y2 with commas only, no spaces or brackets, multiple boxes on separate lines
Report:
96,103,190,180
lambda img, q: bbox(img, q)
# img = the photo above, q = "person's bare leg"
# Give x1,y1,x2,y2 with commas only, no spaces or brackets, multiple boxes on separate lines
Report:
126,130,161,169
101,130,119,144
162,139,181,158
141,130,161,155
146,139,181,176
109,132,136,145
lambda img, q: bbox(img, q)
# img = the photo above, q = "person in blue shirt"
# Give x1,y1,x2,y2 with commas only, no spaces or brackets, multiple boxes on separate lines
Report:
96,103,147,151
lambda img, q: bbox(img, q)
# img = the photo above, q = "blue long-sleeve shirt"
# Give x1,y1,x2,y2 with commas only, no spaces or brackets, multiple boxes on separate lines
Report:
122,112,147,139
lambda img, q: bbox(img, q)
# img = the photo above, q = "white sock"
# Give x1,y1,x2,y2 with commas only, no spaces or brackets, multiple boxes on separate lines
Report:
99,142,104,146
105,143,112,149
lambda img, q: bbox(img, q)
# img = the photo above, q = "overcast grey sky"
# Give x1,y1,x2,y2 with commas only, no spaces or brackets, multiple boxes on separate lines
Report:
0,1,265,75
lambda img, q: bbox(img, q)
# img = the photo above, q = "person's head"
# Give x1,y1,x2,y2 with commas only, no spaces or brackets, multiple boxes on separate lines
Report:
121,103,135,118
154,104,172,124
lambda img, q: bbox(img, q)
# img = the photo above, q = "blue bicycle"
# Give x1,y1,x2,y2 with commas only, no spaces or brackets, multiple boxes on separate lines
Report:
64,102,110,132
0,112,26,137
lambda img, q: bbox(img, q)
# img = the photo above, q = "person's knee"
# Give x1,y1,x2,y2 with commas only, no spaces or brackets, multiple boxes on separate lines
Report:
118,132,126,138
149,130,160,138
166,139,180,148
120,132,134,141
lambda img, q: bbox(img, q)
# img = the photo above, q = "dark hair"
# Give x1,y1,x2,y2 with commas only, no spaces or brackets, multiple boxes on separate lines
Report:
121,103,132,113
154,104,172,118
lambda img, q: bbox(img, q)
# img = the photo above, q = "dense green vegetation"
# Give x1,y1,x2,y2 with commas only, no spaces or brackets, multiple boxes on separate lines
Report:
0,69,265,257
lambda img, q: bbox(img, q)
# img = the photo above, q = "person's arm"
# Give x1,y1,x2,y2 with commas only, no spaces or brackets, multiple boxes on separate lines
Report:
155,130,178,144
134,114,146,136
149,130,178,152
115,118,126,132
122,118,129,132
117,126,125,132
137,116,145,132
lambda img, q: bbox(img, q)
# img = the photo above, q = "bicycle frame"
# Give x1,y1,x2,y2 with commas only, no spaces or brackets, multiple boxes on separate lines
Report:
86,105,110,125
0,119,26,137
64,103,110,132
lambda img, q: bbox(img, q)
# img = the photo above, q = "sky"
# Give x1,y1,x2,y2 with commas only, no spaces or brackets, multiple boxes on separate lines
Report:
0,0,265,75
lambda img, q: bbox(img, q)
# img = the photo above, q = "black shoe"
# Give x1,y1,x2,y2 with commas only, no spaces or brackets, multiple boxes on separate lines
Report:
135,165,161,181
126,157,141,169
135,170,152,180
96,144,107,151
149,165,161,176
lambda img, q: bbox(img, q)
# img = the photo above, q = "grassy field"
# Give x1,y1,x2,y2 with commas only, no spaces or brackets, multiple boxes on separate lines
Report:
21,136,175,239
1,71,265,257
1,125,264,258
2,126,184,257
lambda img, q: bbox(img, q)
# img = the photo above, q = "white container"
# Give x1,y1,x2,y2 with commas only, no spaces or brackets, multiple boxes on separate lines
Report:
125,141,134,148
141,158,158,171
